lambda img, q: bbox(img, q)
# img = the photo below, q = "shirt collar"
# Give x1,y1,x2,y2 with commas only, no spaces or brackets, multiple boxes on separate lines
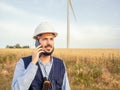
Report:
38,56,53,66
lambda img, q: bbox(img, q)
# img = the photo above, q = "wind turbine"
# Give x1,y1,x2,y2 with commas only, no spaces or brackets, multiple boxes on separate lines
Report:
67,0,76,48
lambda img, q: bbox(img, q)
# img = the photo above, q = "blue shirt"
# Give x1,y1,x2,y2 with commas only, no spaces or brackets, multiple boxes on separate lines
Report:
12,57,70,90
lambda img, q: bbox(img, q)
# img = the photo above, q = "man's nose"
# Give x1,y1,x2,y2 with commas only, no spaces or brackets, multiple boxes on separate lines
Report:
47,39,51,44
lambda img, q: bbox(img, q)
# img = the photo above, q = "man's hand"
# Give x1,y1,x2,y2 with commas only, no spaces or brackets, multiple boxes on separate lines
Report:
32,45,44,64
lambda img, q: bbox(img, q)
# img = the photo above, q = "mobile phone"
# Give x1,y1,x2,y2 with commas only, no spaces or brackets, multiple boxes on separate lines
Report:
35,39,43,57
35,39,40,47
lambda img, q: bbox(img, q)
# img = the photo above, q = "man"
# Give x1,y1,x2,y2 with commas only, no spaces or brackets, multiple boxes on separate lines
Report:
12,22,70,90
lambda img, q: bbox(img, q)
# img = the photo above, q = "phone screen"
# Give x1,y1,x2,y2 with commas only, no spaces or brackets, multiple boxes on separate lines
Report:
35,39,40,47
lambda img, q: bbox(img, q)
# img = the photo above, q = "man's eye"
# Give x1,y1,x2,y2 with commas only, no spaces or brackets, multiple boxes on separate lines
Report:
50,38,53,40
43,38,47,40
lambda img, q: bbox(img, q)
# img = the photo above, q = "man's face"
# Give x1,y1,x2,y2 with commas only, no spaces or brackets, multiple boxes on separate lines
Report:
38,33,55,56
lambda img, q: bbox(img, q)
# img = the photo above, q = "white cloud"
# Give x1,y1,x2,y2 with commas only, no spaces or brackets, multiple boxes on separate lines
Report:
0,1,120,48
69,24,120,48
0,2,49,23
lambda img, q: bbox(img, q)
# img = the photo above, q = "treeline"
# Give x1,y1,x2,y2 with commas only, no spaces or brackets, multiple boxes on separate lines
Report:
6,44,30,48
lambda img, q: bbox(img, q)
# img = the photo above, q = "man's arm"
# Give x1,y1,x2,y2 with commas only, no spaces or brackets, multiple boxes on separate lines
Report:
12,58,38,90
62,71,70,90
62,62,70,90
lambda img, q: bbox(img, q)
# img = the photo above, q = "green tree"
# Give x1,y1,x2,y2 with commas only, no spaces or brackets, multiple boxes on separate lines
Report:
22,45,30,48
14,44,21,48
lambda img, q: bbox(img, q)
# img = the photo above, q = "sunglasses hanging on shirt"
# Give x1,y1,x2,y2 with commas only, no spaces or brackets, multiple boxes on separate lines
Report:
42,77,51,90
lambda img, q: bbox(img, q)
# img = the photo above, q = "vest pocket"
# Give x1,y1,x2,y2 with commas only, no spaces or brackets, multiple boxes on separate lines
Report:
56,80,62,89
52,80,62,90
51,79,62,90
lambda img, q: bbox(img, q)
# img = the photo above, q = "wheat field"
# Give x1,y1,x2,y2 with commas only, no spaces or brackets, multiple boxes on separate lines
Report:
0,48,120,90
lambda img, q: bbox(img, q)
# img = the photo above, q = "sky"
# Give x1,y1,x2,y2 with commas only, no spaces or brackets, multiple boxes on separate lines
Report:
0,0,120,48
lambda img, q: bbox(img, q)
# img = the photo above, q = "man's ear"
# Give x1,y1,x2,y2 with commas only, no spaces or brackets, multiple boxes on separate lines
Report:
37,35,41,39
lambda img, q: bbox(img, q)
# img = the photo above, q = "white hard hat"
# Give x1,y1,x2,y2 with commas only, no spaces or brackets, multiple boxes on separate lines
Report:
33,22,58,39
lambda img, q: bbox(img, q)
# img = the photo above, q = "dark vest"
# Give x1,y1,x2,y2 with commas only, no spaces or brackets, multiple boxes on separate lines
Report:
22,56,65,90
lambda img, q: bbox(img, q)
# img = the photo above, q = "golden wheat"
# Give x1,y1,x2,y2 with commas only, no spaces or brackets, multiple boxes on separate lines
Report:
0,48,120,90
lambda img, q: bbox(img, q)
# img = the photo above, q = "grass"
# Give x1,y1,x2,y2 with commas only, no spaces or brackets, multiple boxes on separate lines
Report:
0,48,120,90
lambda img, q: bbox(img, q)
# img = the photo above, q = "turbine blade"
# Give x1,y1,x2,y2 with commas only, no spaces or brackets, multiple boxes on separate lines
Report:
68,0,77,21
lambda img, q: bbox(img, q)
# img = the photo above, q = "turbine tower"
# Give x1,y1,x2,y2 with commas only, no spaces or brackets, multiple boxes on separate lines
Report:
67,0,76,48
